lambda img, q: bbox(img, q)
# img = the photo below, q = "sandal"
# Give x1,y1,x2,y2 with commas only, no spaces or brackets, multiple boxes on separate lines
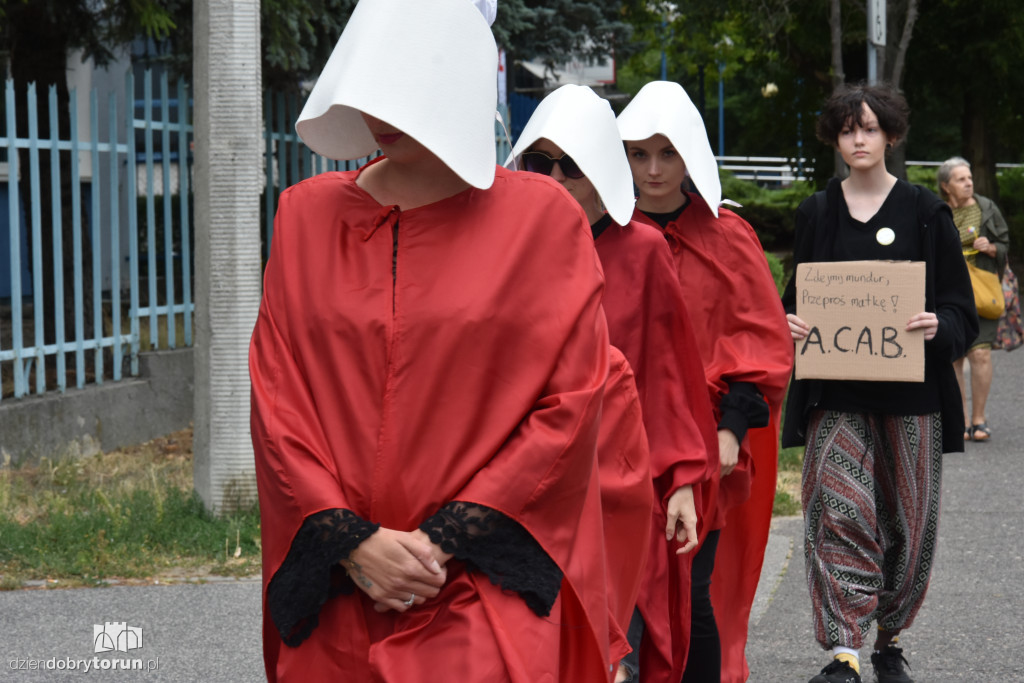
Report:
964,426,973,441
971,422,992,442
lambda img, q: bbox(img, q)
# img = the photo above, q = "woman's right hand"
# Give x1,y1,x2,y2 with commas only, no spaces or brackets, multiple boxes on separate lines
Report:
343,527,447,612
665,485,698,555
787,313,810,340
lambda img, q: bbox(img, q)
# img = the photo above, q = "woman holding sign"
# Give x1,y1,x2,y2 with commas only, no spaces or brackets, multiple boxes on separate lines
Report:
782,83,977,683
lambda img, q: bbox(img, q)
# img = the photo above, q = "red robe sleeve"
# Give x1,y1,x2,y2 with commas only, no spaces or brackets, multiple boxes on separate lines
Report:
251,167,616,683
634,199,794,683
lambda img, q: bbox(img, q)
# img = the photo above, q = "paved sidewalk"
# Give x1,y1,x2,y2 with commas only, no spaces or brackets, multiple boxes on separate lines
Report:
2,351,1021,681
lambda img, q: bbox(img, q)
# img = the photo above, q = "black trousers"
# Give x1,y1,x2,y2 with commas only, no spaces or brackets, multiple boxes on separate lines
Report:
681,529,721,683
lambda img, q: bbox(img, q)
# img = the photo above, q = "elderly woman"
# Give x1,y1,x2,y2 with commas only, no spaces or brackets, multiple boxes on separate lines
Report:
937,156,1010,443
248,1,623,680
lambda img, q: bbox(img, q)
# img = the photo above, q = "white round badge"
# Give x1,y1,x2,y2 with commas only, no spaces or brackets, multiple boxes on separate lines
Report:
876,227,895,246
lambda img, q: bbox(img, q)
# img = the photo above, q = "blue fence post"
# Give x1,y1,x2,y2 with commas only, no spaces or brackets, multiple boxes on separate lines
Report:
90,89,104,384
110,90,125,381
5,79,27,398
178,77,193,347
70,86,85,388
143,70,157,349
48,84,67,392
288,94,299,187
160,72,176,349
126,70,140,379
276,93,287,205
263,89,274,261
27,82,45,395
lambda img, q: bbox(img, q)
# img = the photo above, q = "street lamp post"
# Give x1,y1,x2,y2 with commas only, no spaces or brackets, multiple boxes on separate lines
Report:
718,61,725,158
716,36,733,160
657,2,677,81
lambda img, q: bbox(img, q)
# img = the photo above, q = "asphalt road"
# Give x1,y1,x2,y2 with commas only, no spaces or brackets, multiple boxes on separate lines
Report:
2,349,1021,682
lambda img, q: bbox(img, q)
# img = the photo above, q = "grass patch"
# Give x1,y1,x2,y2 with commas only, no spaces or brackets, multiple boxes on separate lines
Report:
0,429,260,589
773,447,804,517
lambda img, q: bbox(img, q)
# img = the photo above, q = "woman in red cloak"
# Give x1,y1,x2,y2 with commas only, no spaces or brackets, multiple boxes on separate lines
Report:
618,81,794,683
249,2,621,680
509,84,720,683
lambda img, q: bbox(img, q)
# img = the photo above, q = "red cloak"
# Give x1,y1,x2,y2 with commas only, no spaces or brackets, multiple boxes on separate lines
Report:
597,345,655,664
251,163,615,682
633,198,793,683
595,220,720,682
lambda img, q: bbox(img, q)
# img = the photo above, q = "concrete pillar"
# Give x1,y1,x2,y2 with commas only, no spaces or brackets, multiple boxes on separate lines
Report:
192,0,262,513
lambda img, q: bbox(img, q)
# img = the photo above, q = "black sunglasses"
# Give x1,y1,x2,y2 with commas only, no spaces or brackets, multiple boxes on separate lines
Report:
521,151,586,179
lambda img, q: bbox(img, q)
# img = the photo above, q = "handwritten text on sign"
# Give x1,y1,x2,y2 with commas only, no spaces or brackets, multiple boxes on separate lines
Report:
795,260,926,382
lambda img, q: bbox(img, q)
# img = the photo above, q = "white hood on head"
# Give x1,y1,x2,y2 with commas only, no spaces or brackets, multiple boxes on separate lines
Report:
506,84,636,226
295,0,498,189
616,80,721,217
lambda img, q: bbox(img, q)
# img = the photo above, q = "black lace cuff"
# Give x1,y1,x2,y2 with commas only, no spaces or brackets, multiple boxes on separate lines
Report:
267,508,380,647
419,501,563,617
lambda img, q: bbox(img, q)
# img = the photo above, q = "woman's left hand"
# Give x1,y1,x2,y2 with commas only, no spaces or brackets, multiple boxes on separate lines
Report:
907,312,939,340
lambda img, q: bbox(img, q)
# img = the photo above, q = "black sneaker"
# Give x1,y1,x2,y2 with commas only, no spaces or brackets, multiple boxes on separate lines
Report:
870,646,913,683
809,659,862,683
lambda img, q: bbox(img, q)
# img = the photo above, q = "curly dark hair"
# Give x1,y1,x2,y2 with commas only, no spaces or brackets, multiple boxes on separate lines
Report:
816,82,910,147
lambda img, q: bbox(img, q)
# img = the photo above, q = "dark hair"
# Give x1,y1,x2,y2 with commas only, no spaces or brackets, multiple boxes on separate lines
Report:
815,82,910,147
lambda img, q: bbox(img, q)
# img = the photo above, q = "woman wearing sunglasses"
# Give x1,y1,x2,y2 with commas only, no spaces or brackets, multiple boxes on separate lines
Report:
617,81,794,683
510,84,719,683
249,3,622,681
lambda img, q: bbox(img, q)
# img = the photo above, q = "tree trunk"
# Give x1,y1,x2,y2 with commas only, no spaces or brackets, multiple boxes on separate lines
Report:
889,0,919,89
962,94,998,201
878,0,919,182
192,0,263,514
829,0,846,178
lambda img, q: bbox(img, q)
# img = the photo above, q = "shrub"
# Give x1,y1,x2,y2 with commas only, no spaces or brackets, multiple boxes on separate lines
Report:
720,169,813,252
765,251,787,295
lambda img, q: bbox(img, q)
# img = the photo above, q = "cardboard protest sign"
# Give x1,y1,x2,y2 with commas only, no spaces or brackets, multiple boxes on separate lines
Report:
794,260,926,382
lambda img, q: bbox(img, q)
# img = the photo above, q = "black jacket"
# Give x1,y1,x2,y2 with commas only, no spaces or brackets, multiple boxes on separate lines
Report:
781,178,979,452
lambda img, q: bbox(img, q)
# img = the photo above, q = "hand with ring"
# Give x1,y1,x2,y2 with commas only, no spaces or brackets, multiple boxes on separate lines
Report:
343,528,447,613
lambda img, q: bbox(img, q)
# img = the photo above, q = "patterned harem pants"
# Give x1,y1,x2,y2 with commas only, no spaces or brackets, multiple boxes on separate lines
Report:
802,410,943,650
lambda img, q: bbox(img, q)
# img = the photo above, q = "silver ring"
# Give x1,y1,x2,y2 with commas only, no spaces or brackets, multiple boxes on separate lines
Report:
402,593,415,607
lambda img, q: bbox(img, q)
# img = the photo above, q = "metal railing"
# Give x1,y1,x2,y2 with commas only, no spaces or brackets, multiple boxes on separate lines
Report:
1,70,193,401
716,155,814,185
2,73,516,402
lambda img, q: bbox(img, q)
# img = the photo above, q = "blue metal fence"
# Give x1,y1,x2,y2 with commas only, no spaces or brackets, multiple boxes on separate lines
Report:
1,69,516,402
0,70,184,401
2,77,134,400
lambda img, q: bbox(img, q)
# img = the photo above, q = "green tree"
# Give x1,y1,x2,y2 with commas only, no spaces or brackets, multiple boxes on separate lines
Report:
493,0,635,66
902,0,1024,200
154,0,357,91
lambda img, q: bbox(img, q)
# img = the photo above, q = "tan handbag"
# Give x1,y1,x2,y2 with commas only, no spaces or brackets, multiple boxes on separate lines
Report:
967,260,1005,319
